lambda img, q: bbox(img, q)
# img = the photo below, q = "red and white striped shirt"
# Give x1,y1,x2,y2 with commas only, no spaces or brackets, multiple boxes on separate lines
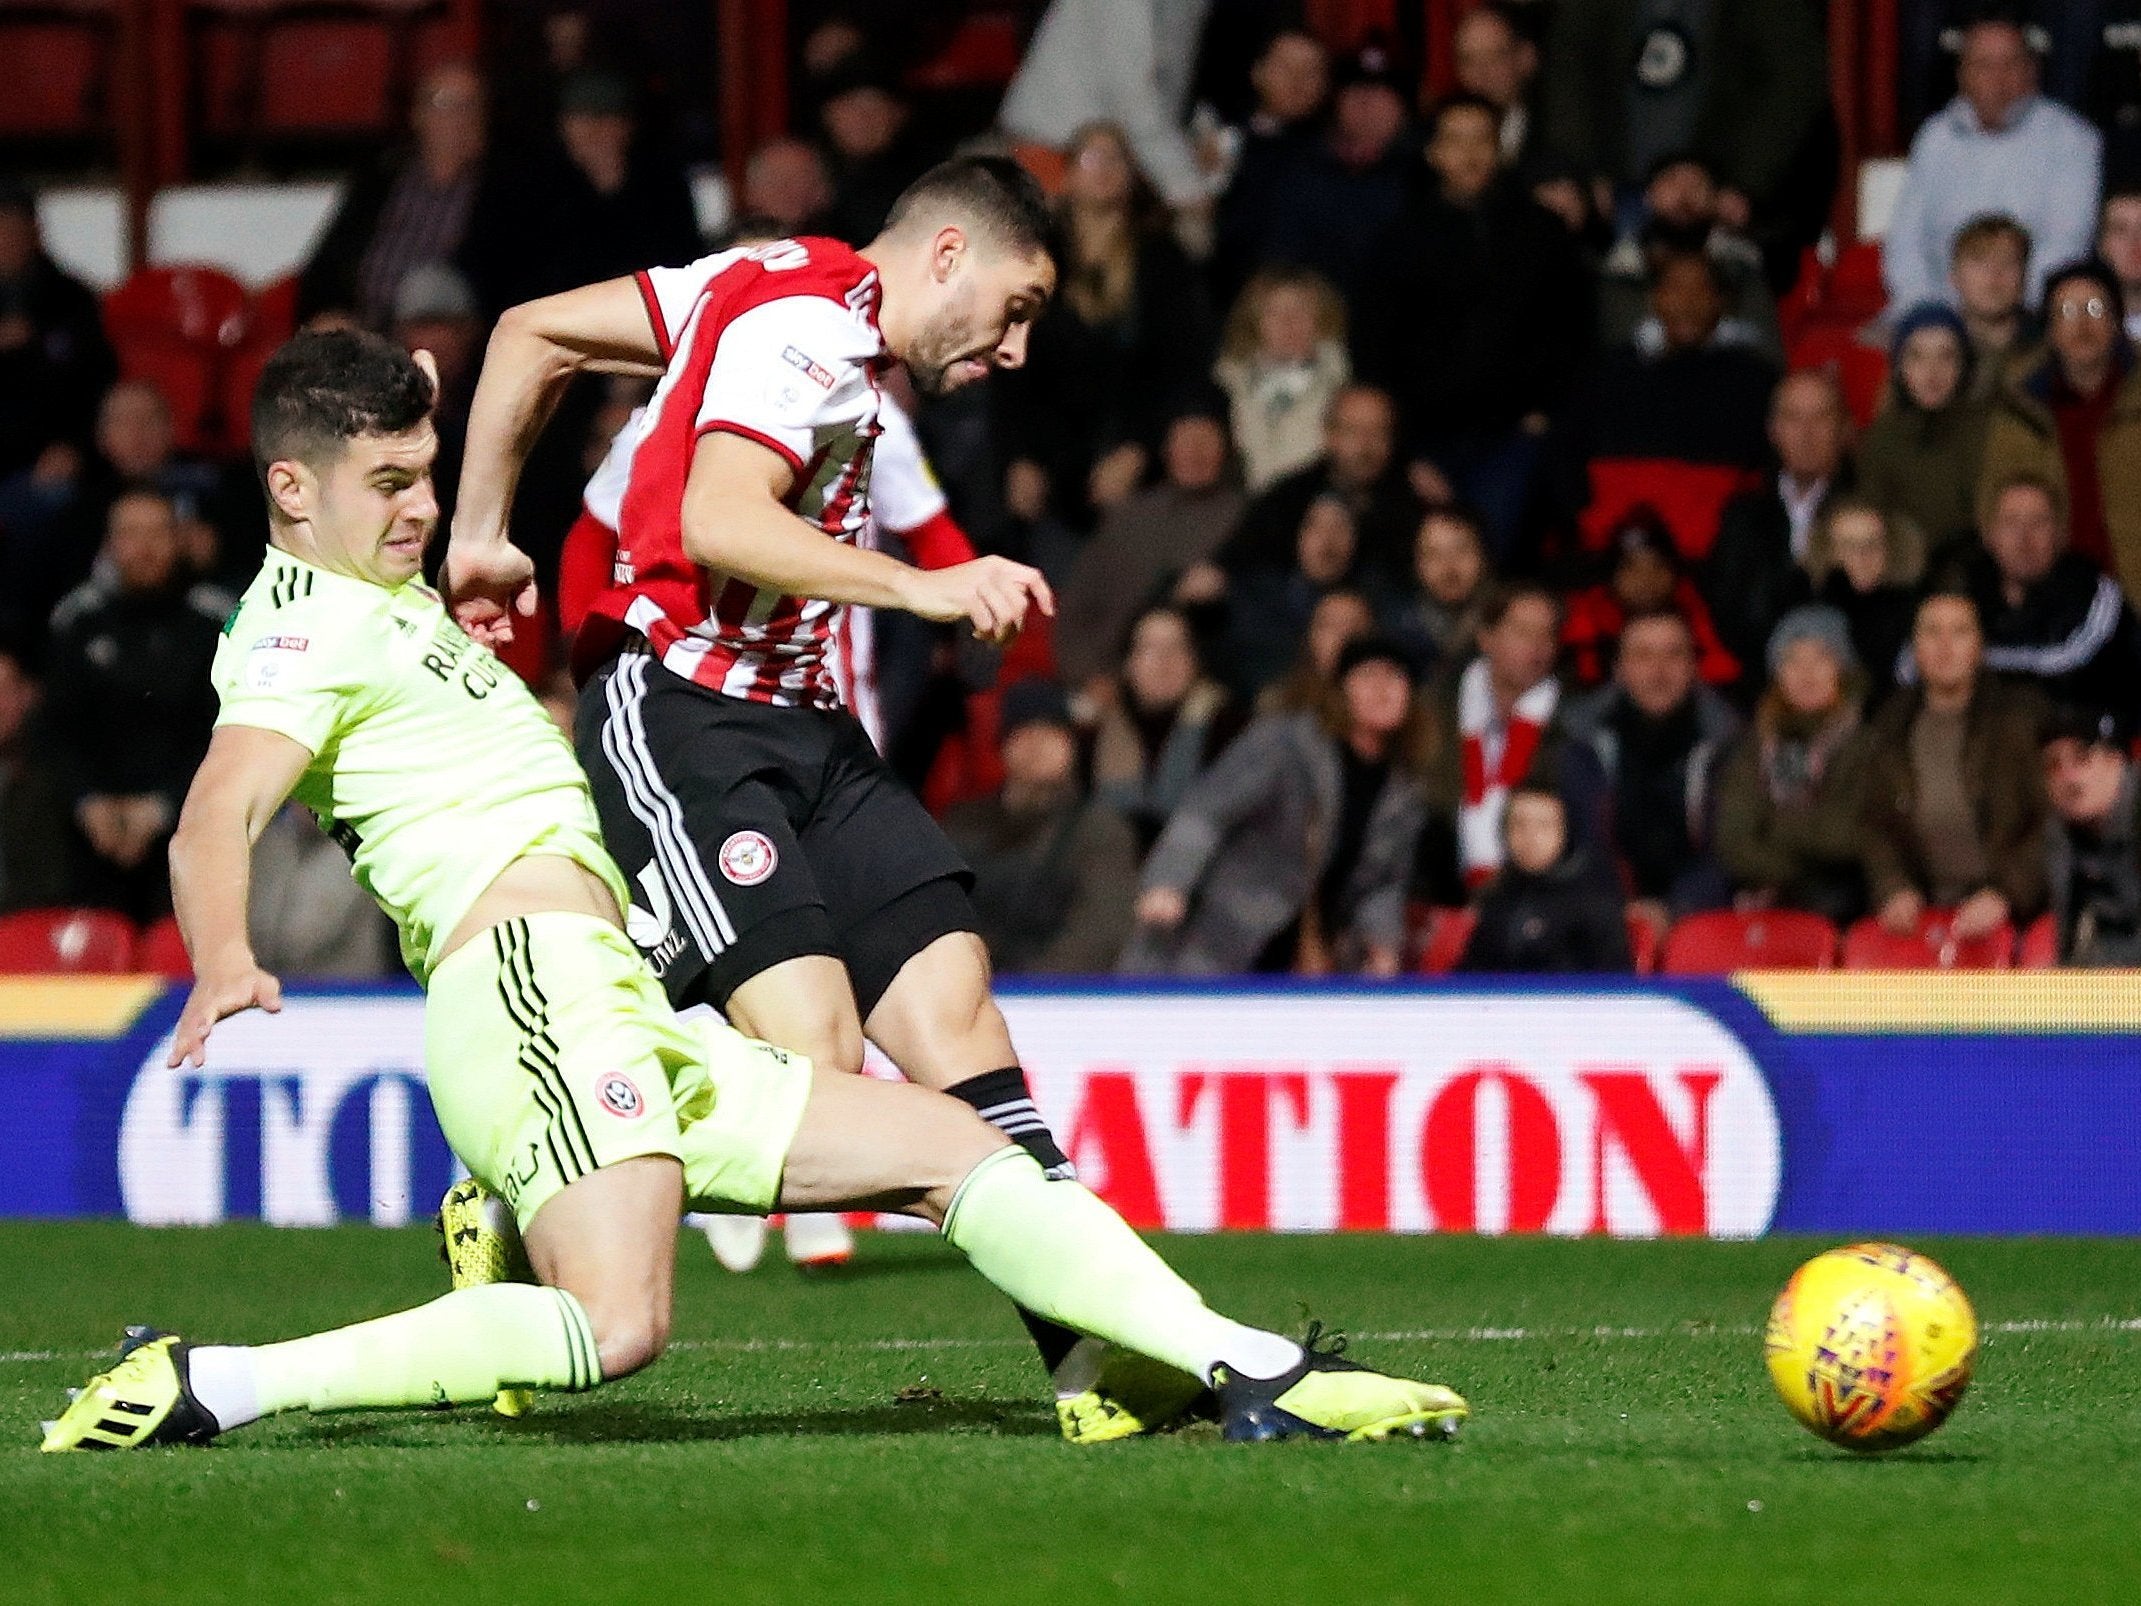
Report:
573,237,890,707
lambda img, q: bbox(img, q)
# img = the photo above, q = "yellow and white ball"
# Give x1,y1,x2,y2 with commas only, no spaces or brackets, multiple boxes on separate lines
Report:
1765,1243,1977,1452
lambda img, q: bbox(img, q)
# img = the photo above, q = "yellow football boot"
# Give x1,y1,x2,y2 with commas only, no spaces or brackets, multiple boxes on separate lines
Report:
1055,1342,1215,1444
41,1329,220,1452
1217,1323,1468,1444
436,1177,537,1417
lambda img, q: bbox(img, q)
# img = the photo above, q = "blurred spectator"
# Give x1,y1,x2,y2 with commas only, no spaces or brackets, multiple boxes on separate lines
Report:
1453,1,1550,187
1221,492,1389,699
1538,0,1829,263
1125,636,1431,976
1244,40,1417,304
466,69,703,314
1935,471,2141,716
0,640,67,914
742,137,834,235
1862,591,2048,938
1055,408,1243,691
1978,259,2141,600
1456,783,1633,972
1562,607,1739,923
1213,28,1330,297
1596,154,1781,357
1430,580,1566,893
944,679,1141,974
1383,505,1492,675
1255,587,1376,720
1563,510,1740,688
997,123,1215,530
6,381,235,646
2040,704,2141,965
1804,498,1925,700
1222,383,1421,579
1092,605,1246,850
298,62,494,328
999,0,1220,218
2102,186,2141,344
1714,605,1875,924
1854,303,1991,551
1213,267,1350,493
814,62,940,245
1703,370,1852,691
42,488,225,921
1947,214,2037,402
248,806,395,978
1572,254,1778,517
1883,18,2101,313
390,264,485,526
1352,94,1590,559
0,182,115,480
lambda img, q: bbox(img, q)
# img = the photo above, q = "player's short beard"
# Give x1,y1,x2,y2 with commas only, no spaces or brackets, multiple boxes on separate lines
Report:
904,283,984,397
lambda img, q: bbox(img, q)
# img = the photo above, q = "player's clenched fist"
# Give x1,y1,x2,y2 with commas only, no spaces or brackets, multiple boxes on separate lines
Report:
443,538,538,647
168,965,284,1069
907,556,1054,644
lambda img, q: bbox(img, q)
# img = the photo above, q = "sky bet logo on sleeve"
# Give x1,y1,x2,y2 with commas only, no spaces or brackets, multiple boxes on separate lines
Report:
781,345,836,389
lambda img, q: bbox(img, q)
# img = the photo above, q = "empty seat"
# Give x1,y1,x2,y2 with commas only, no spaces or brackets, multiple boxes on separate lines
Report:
2015,912,2059,969
1416,907,1477,975
0,9,110,140
1578,458,1761,563
136,915,194,979
0,907,136,973
104,264,250,351
255,15,398,137
1661,909,1839,974
1841,912,2015,970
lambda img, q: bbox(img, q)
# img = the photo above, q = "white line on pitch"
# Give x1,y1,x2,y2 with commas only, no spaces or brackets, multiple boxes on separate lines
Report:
5,1317,2136,1369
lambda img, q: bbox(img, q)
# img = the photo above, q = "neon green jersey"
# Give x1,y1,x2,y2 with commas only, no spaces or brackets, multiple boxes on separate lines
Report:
211,549,628,985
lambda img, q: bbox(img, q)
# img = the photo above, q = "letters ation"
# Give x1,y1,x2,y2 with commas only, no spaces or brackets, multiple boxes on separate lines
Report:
1177,1069,1311,1230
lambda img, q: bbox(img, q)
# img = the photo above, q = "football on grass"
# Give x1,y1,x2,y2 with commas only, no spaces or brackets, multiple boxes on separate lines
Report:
1765,1242,1978,1452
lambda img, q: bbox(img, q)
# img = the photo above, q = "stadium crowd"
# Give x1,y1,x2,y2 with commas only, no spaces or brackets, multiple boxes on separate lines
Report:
6,0,2141,977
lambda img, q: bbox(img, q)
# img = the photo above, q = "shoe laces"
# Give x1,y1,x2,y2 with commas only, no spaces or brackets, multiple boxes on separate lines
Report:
1301,1319,1349,1359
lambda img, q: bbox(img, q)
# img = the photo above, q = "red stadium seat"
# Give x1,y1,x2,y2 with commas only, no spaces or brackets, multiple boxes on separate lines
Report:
0,8,110,140
1841,912,2015,970
136,915,194,979
109,336,223,455
105,264,250,352
1416,907,1476,974
1624,909,1661,975
908,11,1024,89
249,273,300,344
255,16,398,137
1661,909,1839,974
1578,458,1760,562
1776,246,1825,350
1826,240,1887,324
1787,327,1890,430
2016,913,2060,969
0,908,136,974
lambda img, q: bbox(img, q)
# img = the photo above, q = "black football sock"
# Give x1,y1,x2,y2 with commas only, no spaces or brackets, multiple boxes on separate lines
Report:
945,1066,1083,1373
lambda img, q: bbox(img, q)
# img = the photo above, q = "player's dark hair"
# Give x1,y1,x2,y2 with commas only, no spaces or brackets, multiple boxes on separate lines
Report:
251,328,435,489
883,155,1060,270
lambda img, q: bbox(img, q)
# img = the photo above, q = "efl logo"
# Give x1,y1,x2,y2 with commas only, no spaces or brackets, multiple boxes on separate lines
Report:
1007,993,1782,1238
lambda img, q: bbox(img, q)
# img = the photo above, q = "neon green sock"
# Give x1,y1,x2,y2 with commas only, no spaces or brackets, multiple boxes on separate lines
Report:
943,1148,1298,1383
245,1284,601,1416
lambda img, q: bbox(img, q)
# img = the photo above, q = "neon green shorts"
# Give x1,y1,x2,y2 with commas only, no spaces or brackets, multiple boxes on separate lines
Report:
424,912,813,1231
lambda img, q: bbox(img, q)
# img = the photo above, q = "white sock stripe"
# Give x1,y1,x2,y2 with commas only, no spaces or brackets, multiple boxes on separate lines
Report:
975,1099,1041,1121
600,658,729,956
620,656,737,947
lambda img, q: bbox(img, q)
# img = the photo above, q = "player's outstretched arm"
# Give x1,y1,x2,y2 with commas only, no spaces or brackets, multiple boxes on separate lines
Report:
165,725,313,1068
687,433,1053,645
448,277,665,644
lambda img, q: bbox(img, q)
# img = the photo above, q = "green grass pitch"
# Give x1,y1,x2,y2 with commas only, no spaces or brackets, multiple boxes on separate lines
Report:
3,1224,2138,1605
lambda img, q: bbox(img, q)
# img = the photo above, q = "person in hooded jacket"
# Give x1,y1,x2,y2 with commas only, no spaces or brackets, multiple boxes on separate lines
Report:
1456,782,1633,972
1854,302,1992,554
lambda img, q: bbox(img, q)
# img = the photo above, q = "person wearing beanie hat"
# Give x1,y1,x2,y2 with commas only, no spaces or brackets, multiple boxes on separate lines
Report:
1978,254,2141,606
942,679,1140,976
1765,604,1858,679
1856,301,1990,553
2042,700,2141,965
1712,591,1878,926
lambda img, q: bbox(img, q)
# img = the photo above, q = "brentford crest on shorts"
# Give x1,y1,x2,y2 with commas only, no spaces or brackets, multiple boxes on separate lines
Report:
573,237,891,709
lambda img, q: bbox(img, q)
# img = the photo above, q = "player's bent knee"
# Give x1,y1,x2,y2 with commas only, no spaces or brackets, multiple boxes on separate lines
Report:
579,1296,671,1380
